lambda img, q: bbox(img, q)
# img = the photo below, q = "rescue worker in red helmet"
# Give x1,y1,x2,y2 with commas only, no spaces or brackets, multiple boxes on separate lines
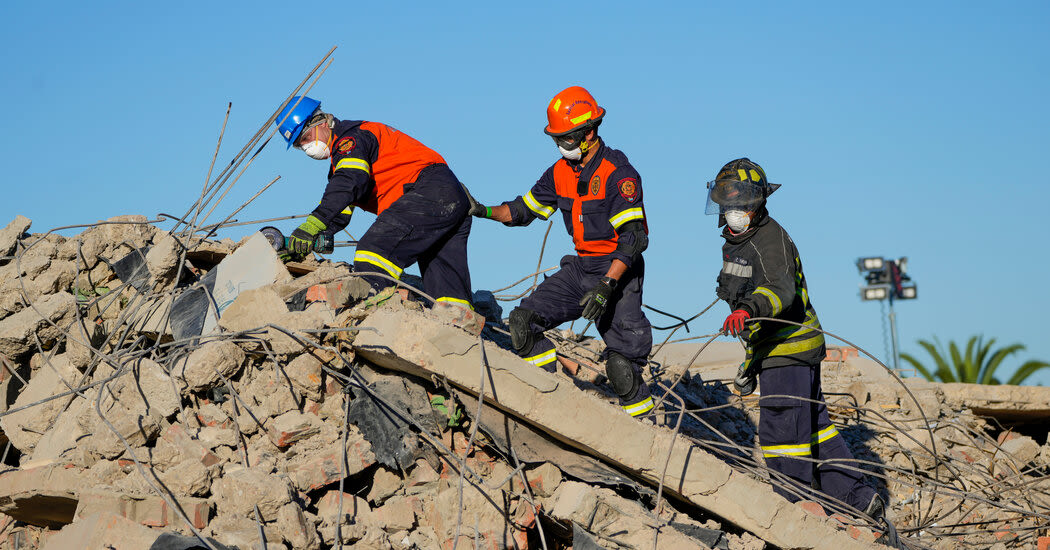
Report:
466,86,654,418
707,158,886,520
276,96,474,309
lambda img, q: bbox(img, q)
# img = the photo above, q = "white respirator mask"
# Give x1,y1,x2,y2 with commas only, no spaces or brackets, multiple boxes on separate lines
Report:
302,140,331,160
558,144,583,161
724,210,751,233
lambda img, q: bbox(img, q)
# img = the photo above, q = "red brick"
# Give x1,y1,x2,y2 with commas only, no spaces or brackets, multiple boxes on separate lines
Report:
797,500,827,517
1037,535,1050,550
161,425,220,467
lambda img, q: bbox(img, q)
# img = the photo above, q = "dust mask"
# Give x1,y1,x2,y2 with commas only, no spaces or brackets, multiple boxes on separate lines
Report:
558,144,582,161
724,210,751,233
302,141,331,160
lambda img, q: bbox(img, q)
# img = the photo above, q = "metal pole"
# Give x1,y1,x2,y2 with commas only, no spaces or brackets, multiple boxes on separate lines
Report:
887,295,901,372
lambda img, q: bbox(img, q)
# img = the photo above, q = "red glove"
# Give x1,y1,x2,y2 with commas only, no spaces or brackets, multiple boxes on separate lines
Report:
722,309,751,336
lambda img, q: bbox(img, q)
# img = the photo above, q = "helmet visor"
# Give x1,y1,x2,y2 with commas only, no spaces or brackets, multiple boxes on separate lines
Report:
551,127,589,150
704,179,765,215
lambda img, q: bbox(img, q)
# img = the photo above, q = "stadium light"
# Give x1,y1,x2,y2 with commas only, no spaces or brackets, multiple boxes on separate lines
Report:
856,256,918,371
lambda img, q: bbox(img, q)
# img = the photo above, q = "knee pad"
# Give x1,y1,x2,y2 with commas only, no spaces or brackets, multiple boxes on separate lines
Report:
508,308,538,357
606,352,640,400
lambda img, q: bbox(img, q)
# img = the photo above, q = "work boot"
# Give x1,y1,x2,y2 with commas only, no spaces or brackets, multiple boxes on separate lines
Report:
864,494,886,521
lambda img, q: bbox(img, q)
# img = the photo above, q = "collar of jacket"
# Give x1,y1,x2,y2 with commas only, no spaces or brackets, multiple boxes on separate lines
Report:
721,205,770,243
569,139,606,196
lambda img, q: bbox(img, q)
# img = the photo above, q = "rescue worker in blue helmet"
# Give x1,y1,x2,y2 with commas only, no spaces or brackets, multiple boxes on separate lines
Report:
466,86,655,418
275,96,474,310
707,158,885,519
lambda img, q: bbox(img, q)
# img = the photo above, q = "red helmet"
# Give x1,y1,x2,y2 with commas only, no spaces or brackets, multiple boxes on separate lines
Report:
544,86,605,136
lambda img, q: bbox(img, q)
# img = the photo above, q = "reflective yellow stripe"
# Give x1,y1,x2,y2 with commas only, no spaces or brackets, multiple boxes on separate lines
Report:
341,206,355,215
753,287,782,316
609,207,644,229
523,191,555,219
812,425,839,444
335,157,372,175
762,442,813,458
552,99,562,112
353,250,403,279
524,348,557,367
767,332,825,356
569,111,593,125
623,397,654,417
435,297,474,310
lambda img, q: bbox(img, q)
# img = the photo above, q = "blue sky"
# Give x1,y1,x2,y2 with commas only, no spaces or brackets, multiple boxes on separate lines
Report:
4,2,1048,384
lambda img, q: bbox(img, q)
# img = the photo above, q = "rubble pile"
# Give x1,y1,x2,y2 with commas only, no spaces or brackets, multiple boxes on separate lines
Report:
0,213,1048,550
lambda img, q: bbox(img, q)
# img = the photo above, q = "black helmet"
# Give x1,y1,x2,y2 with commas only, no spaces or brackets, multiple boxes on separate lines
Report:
705,158,781,224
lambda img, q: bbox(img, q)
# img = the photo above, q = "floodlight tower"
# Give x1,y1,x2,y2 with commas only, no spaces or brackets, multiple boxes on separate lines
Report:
856,257,918,371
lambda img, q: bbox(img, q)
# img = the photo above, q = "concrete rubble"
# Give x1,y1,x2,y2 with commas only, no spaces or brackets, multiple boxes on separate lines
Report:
0,213,1048,550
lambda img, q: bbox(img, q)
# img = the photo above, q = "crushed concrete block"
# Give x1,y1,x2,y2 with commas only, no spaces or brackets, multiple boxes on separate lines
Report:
0,291,76,358
28,394,93,465
195,402,232,428
103,357,181,418
75,488,211,530
318,490,372,523
65,318,104,370
145,231,182,290
276,503,319,549
367,466,403,505
160,424,221,467
373,495,419,532
198,425,239,449
286,430,376,491
0,353,83,453
211,466,294,521
999,434,1040,467
517,462,562,498
0,215,31,257
266,308,327,355
156,458,214,497
205,514,283,550
899,428,943,470
203,232,291,335
429,300,485,336
284,352,324,401
0,465,84,528
422,484,513,550
549,481,712,550
268,410,322,448
40,512,160,550
218,286,289,334
173,340,246,392
405,458,440,493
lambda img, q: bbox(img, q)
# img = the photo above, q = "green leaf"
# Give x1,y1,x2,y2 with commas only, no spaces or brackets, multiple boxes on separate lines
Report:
981,344,1025,385
901,352,936,381
1005,360,1050,386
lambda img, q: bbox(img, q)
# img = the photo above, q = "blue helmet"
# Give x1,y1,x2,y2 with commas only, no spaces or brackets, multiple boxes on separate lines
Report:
276,96,321,149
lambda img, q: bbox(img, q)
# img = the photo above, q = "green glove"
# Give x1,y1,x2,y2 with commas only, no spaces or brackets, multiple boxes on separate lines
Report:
289,215,327,257
579,276,616,321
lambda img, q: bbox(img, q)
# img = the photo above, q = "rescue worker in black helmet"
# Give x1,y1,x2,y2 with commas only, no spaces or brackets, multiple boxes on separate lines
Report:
707,158,885,519
466,86,655,418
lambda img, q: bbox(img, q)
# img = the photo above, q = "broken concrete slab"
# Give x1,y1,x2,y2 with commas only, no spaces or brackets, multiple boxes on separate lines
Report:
210,466,294,521
0,464,85,527
354,305,875,550
40,512,160,550
204,231,291,335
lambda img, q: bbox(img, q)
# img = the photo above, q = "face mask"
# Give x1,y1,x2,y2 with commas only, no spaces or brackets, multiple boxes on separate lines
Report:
302,140,331,160
558,144,582,161
724,210,751,233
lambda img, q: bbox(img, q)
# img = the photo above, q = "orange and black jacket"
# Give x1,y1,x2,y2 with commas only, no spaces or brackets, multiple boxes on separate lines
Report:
502,141,648,267
310,119,446,227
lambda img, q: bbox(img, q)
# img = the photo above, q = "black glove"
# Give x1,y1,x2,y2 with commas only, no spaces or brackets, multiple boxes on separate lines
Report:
579,277,616,321
461,185,489,218
733,361,757,396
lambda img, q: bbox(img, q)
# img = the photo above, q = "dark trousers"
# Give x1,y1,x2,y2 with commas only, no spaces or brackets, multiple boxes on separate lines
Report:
353,164,473,306
758,362,875,510
518,254,653,408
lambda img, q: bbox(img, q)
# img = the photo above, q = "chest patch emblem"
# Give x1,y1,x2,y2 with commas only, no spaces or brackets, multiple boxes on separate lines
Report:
335,136,356,154
590,175,601,196
618,177,639,203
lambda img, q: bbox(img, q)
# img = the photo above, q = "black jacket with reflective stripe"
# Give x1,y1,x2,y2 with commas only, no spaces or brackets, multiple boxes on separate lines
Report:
717,211,826,369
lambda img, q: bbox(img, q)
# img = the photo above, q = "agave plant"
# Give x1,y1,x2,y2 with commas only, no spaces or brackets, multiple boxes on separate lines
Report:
900,336,1050,385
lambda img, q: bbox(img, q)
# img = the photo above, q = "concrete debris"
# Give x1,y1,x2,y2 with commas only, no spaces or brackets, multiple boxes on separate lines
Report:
0,214,1047,549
